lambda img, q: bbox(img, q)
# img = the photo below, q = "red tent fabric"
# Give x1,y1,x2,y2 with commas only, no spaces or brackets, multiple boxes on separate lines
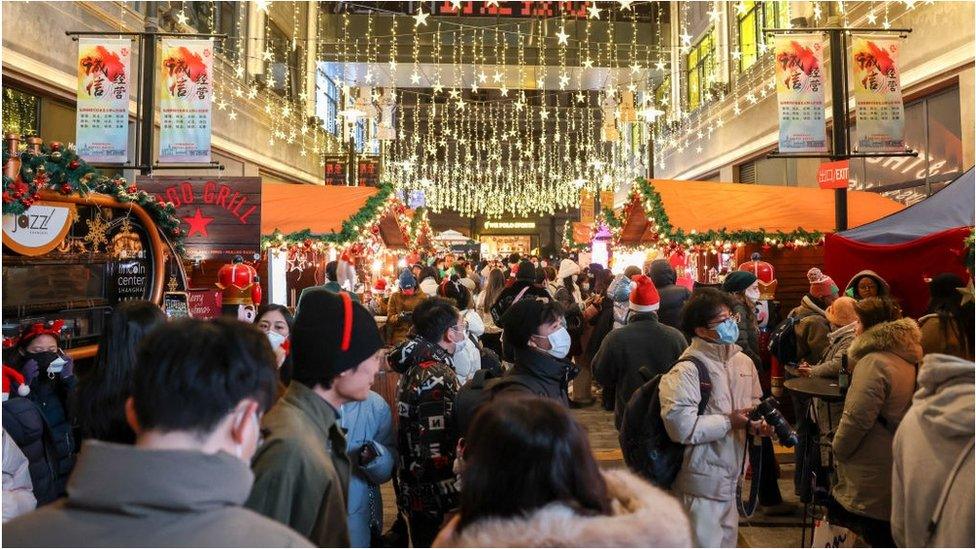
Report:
825,227,971,318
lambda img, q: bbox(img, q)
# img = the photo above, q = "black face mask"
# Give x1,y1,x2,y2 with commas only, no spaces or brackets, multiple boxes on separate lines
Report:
27,351,58,371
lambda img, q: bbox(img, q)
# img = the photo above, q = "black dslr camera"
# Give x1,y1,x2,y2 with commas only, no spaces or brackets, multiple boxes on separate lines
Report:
748,397,798,448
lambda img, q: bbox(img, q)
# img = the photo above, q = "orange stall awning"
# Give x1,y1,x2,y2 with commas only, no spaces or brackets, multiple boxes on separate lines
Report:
261,183,379,235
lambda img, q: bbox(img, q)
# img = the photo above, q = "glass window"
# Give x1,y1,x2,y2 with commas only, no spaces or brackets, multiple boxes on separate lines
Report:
266,21,302,100
737,1,787,73
685,28,716,111
849,87,964,204
316,63,341,136
2,87,40,137
144,2,245,63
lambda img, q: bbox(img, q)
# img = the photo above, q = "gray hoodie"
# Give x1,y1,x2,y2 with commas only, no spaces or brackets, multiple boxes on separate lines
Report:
892,353,975,548
3,441,312,547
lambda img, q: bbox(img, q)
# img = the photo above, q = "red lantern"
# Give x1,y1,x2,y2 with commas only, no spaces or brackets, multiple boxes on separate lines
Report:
215,256,261,307
738,252,778,300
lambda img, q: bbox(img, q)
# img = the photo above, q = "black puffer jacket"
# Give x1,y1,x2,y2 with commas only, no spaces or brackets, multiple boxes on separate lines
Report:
2,397,64,505
649,260,691,330
494,347,573,406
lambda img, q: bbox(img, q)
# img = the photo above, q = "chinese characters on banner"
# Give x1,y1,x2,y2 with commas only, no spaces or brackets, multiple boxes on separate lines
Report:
852,35,905,152
773,34,827,153
76,38,131,163
580,190,595,224
158,39,213,163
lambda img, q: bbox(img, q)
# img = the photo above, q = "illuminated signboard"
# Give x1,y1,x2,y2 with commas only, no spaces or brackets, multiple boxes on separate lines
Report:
483,221,537,230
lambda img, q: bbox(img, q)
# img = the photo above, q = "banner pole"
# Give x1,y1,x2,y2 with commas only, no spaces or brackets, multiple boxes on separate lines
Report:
828,29,849,232
139,19,158,176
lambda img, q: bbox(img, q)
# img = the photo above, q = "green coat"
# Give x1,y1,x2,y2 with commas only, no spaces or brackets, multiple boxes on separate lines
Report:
246,382,352,547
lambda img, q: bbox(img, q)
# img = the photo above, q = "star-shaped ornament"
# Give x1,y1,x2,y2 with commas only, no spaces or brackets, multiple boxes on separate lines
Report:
556,27,570,45
433,82,444,94
493,70,503,83
261,49,273,62
183,208,214,238
587,3,601,19
655,60,666,71
558,74,570,89
449,89,460,99
583,58,594,69
499,85,509,96
414,9,430,28
410,72,422,85
176,10,189,26
618,0,634,10
866,12,878,24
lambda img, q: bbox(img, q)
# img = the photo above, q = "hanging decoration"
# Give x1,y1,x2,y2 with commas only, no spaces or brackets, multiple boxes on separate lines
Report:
2,142,186,254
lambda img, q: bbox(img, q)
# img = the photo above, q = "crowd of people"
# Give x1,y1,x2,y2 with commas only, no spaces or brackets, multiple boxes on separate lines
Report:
1,249,973,548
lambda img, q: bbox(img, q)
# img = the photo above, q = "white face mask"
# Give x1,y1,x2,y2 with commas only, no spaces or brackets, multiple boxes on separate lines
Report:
543,327,572,359
745,287,761,301
267,331,286,349
47,355,67,374
453,335,468,354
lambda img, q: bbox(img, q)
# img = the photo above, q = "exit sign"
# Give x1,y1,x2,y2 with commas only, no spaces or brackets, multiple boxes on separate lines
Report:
818,160,850,189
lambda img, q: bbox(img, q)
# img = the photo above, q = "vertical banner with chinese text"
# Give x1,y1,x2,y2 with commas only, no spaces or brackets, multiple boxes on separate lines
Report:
159,39,213,163
852,35,905,152
580,190,595,224
773,34,827,153
76,38,131,163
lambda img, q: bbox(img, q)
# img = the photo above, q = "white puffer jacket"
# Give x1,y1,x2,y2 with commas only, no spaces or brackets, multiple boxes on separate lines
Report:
659,338,762,501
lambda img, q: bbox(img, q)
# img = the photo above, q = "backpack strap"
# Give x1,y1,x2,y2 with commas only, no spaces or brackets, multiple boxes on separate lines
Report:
678,356,713,416
637,366,655,383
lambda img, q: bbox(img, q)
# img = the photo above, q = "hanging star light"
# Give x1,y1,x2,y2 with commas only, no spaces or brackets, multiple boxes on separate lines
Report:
587,3,601,19
432,82,444,94
261,49,273,62
448,88,460,99
499,85,509,96
556,27,570,45
558,73,570,89
630,62,642,74
866,11,878,24
583,58,594,69
654,60,666,71
449,0,462,11
413,8,429,27
618,0,634,10
708,4,722,23
176,10,189,26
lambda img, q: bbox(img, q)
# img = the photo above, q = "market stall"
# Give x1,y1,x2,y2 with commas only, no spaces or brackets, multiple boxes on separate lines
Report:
825,168,974,317
1,135,190,360
610,178,905,309
261,182,428,307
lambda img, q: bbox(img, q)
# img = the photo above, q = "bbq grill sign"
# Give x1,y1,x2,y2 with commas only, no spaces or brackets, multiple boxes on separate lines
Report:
2,202,77,256
137,177,260,260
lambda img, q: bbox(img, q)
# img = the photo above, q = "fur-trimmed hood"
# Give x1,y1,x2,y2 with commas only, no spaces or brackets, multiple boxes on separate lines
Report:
849,317,923,365
432,469,692,547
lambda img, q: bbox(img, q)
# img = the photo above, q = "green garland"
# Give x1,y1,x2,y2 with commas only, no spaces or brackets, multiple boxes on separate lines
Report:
561,220,589,253
964,227,974,272
2,142,186,254
631,177,824,248
262,183,399,248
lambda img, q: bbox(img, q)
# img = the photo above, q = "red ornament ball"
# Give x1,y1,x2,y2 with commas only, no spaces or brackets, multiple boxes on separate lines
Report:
60,184,73,194
127,185,138,194
49,142,62,152
68,160,80,170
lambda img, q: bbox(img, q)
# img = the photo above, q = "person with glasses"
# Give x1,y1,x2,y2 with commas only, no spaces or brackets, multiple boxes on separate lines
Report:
4,318,311,547
247,288,385,547
388,297,463,547
659,288,767,548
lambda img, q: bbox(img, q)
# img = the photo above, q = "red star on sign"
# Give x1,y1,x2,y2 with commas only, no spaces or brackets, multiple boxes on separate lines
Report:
182,207,214,238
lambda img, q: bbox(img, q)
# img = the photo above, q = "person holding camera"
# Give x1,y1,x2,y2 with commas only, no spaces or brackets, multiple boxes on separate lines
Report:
340,391,396,548
659,288,770,548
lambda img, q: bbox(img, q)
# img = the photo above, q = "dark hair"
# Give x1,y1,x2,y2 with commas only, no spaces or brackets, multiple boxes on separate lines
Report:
325,261,338,282
508,253,521,265
623,265,642,279
458,396,612,531
544,266,557,282
927,273,974,356
593,268,613,296
502,299,566,349
680,287,738,339
439,274,472,310
74,301,166,444
133,318,277,434
412,297,460,343
255,304,295,385
481,268,506,313
420,265,441,284
854,296,903,331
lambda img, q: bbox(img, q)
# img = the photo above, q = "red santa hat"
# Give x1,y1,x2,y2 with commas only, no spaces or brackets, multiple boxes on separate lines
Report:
373,278,387,292
2,365,30,401
629,275,661,313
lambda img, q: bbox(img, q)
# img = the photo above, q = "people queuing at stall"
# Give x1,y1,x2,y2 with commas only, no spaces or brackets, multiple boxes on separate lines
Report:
2,245,974,549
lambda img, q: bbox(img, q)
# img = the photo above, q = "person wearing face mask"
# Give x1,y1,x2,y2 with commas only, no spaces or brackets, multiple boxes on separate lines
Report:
492,299,575,406
255,304,294,392
659,288,766,548
439,276,498,386
248,288,385,547
3,318,312,547
388,297,463,547
8,321,76,501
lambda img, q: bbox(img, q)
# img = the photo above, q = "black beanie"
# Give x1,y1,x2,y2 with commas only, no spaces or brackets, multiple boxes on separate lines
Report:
722,271,758,294
291,288,383,386
516,260,537,281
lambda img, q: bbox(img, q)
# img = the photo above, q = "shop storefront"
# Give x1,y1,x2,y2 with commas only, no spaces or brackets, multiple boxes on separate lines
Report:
477,220,540,258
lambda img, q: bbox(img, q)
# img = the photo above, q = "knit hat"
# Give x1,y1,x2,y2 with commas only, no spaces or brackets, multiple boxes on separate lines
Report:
722,271,758,294
807,268,839,298
516,260,536,282
398,269,417,290
2,365,29,401
501,299,550,349
556,258,581,281
629,275,661,312
825,296,858,327
291,288,383,385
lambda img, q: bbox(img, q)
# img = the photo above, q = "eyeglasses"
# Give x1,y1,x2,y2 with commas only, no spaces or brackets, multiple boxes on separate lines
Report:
707,313,740,328
450,321,469,333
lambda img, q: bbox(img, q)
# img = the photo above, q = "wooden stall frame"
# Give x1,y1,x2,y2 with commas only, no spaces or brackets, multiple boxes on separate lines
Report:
31,190,168,360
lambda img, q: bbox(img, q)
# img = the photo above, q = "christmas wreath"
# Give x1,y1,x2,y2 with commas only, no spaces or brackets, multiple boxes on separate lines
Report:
2,142,187,254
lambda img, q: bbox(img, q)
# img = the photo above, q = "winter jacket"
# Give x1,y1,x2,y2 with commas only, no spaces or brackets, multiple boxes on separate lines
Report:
451,309,487,385
731,300,762,371
389,336,461,520
340,392,397,548
593,312,688,429
1,397,63,506
649,260,691,329
790,295,832,364
2,429,35,522
832,318,922,521
919,313,973,361
493,347,573,406
845,269,890,300
892,353,974,548
246,381,352,547
386,290,427,345
420,277,439,297
659,338,762,501
808,322,857,378
432,469,692,547
4,441,311,547
607,275,634,330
